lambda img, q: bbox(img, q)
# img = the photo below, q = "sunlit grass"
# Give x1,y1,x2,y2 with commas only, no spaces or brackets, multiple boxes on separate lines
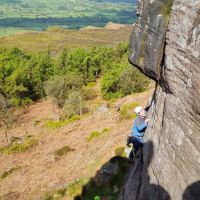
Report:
86,127,111,142
45,115,80,129
0,136,38,154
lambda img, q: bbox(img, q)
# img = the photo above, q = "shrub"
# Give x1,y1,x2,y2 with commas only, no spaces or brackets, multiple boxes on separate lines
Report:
44,73,84,107
62,91,85,118
101,64,125,100
94,196,101,200
0,136,38,154
54,146,73,157
119,65,150,95
119,102,139,120
101,58,150,100
81,86,98,100
0,48,53,106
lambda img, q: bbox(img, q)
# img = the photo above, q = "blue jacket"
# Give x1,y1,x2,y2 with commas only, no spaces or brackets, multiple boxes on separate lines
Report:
131,117,147,140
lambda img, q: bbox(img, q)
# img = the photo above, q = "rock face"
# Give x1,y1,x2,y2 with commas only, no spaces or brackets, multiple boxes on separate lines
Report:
120,0,200,200
129,0,173,81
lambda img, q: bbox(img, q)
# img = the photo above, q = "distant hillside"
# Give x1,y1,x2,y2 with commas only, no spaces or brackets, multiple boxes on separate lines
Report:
0,24,133,55
0,0,137,36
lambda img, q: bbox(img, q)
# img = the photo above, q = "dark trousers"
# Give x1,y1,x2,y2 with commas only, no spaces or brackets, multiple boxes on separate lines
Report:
127,136,143,159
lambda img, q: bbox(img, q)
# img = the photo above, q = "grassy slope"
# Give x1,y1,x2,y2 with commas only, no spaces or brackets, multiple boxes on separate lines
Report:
0,25,133,55
0,83,154,200
0,15,152,199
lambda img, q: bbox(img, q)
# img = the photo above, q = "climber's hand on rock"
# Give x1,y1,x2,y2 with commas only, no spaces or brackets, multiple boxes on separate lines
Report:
145,119,150,124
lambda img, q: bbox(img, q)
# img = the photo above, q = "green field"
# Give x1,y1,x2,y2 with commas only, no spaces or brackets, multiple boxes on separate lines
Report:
0,0,137,36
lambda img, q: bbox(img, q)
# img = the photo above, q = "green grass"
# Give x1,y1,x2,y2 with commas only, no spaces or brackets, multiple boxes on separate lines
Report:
86,128,111,142
67,179,86,197
1,167,20,179
45,115,80,129
0,27,32,37
42,188,67,200
119,102,139,120
0,136,38,154
0,0,136,19
54,146,73,157
86,131,102,142
114,147,126,157
0,0,136,36
102,128,111,133
0,26,133,56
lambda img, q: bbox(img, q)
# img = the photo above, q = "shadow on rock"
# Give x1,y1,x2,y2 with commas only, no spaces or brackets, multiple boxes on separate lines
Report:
140,141,170,200
74,156,131,200
182,181,200,200
119,141,170,200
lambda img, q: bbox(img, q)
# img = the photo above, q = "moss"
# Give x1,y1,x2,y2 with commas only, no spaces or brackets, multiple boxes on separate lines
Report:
87,82,96,87
42,188,67,200
54,146,73,157
86,128,111,142
67,115,81,123
119,102,139,120
86,131,102,142
102,128,111,133
162,0,173,16
114,147,126,157
1,167,20,179
45,115,80,129
67,179,86,197
0,136,38,154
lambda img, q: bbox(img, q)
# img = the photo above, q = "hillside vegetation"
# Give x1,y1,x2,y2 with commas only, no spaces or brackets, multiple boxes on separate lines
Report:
0,25,133,55
0,86,154,200
0,20,153,200
0,42,150,126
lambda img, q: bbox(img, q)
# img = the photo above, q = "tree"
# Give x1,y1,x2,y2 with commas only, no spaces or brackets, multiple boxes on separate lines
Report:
44,73,84,107
0,93,14,143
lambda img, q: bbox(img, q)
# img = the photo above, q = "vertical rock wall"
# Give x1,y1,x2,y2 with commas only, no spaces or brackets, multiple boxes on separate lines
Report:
120,0,200,199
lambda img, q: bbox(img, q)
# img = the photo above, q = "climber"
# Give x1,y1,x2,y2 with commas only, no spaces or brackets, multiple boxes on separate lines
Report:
127,106,149,159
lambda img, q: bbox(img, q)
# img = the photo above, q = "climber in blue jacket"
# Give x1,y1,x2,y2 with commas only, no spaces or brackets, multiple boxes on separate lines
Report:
127,106,149,158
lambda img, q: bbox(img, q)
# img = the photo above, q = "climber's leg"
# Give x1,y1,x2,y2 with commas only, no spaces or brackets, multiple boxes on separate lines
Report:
129,149,134,161
133,138,143,155
127,135,134,146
